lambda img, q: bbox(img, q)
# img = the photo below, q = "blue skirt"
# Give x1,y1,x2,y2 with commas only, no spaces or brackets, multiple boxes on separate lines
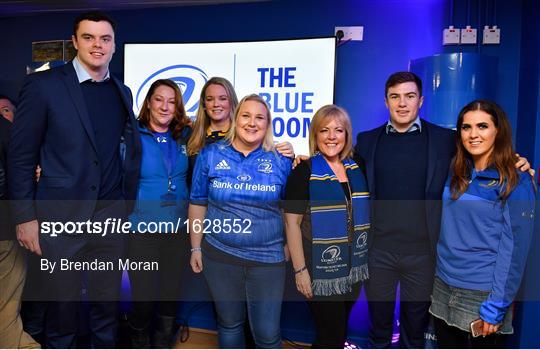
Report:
429,277,514,334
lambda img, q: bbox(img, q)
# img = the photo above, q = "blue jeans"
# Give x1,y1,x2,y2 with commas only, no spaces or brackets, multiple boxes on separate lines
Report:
203,255,285,348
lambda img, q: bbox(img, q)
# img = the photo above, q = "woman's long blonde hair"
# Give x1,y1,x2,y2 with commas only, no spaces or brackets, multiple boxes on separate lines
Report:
226,94,274,152
187,77,238,156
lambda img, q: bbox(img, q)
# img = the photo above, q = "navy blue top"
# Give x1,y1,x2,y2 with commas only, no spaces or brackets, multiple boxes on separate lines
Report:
372,129,430,253
80,79,126,201
0,117,12,240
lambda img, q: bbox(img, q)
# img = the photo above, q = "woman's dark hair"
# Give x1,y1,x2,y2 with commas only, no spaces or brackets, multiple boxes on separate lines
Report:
451,99,518,200
138,79,189,140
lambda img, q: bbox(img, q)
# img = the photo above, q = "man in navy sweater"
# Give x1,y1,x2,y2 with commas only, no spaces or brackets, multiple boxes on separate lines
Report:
8,12,141,348
355,72,457,348
355,71,534,348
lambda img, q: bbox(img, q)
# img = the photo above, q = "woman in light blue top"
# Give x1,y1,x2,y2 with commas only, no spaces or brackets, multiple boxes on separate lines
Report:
430,100,536,348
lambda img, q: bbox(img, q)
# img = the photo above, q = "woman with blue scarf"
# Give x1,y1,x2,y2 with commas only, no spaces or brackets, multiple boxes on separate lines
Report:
284,105,370,348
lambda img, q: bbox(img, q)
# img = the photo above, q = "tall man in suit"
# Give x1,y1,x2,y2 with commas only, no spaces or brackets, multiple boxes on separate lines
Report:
8,12,141,348
355,72,457,348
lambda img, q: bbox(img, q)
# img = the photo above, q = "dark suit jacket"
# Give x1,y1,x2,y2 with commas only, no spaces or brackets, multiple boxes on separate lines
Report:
7,62,141,225
0,116,9,171
0,152,5,201
0,117,12,240
354,119,456,255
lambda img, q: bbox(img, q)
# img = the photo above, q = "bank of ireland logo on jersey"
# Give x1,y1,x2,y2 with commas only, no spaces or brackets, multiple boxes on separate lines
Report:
135,65,208,120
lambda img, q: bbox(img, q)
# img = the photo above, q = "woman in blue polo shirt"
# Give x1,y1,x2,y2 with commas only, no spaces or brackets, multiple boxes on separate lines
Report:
189,94,291,348
128,79,191,348
430,100,536,348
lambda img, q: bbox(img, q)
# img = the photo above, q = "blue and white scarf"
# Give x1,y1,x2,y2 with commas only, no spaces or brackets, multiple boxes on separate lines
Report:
309,153,370,296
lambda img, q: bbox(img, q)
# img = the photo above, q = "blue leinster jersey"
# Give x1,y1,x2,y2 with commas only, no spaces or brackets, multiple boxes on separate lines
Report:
190,141,292,263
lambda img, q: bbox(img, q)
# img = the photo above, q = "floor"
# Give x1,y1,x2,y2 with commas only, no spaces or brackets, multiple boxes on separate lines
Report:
173,327,311,349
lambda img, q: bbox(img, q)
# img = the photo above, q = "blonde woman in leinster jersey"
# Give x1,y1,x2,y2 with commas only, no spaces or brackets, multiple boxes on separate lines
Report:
189,94,292,348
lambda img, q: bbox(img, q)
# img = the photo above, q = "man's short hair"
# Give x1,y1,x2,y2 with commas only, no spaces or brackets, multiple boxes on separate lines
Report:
73,11,116,36
0,95,15,107
385,71,423,98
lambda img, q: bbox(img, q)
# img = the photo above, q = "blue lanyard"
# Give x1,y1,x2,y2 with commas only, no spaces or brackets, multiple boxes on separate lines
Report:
153,131,177,189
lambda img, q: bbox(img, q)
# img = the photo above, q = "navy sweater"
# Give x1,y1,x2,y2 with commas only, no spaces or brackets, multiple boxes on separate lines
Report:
80,80,126,201
372,130,430,253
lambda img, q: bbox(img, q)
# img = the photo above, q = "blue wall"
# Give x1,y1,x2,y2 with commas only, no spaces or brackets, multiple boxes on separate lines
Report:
515,0,540,348
516,0,539,169
441,0,524,137
0,0,532,140
1,0,449,136
1,0,538,347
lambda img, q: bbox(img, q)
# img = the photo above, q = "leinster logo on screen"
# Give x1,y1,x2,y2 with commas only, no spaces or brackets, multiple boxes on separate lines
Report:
321,245,342,263
135,65,208,119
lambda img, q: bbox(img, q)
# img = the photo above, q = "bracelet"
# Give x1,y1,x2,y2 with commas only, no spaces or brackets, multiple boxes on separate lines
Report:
190,247,202,253
294,266,307,274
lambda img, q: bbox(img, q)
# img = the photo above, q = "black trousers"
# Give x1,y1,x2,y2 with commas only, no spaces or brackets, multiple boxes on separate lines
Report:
433,316,507,349
39,200,127,349
127,230,188,328
21,252,48,342
364,248,434,348
308,282,361,348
